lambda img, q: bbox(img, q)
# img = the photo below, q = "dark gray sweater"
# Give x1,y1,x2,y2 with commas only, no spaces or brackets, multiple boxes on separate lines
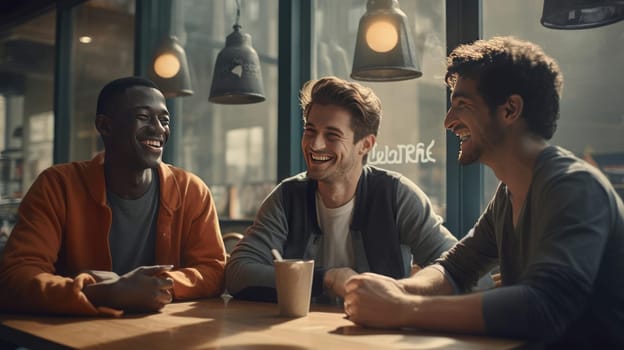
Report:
438,146,624,348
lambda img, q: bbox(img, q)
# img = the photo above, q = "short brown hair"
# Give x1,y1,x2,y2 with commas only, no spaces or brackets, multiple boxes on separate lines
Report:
300,76,382,144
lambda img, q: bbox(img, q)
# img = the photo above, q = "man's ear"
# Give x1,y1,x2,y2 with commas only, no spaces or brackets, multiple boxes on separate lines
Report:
501,94,524,124
95,114,112,136
359,134,376,156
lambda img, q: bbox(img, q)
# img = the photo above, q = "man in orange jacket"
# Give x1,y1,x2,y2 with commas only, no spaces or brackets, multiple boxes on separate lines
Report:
0,77,226,316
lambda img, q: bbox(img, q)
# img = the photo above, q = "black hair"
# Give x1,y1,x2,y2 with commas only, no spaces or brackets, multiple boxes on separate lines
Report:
96,76,160,116
445,36,563,140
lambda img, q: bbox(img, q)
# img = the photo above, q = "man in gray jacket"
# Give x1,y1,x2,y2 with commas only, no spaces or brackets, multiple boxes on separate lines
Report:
225,76,457,302
344,36,624,349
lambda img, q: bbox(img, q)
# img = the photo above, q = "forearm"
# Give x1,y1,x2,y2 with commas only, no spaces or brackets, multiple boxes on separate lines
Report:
401,293,486,334
399,265,454,295
225,188,289,296
225,258,275,294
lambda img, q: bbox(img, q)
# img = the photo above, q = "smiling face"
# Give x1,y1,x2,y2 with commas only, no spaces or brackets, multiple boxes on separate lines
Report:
101,85,170,170
301,104,373,184
444,76,505,166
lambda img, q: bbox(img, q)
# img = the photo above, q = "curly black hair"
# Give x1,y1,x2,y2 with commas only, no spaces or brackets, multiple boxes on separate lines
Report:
446,36,563,140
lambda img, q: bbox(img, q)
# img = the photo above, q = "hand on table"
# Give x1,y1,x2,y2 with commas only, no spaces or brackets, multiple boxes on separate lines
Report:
81,270,120,283
83,265,175,313
343,272,415,328
323,267,358,298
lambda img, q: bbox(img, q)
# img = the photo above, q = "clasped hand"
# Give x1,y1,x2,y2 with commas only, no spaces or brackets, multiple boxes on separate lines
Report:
82,265,174,313
323,267,357,298
343,272,412,328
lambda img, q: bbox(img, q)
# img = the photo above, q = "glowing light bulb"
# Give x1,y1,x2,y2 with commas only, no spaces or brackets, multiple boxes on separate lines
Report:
365,20,398,53
79,36,92,44
153,53,180,78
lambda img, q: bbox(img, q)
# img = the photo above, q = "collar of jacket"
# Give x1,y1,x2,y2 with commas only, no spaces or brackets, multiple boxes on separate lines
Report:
350,166,373,232
84,152,182,214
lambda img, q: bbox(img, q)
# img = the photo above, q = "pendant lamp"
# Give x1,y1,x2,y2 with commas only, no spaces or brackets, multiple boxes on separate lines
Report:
209,0,265,104
351,0,421,82
149,36,194,98
541,0,624,29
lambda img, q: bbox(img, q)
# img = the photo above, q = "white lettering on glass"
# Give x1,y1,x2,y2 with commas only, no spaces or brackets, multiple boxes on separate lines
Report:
368,140,436,165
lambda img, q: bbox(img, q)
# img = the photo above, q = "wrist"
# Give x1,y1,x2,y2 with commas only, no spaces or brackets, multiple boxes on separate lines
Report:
399,294,423,327
83,279,117,308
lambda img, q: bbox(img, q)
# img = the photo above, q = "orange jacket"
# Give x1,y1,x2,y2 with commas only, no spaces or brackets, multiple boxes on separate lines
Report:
0,153,226,316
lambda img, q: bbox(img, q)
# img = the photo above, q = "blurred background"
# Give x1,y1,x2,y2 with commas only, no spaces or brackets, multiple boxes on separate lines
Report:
0,0,621,246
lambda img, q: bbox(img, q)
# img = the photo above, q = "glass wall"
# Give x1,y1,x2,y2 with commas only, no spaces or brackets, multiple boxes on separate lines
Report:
482,0,624,206
69,0,136,161
0,11,56,199
0,10,56,253
312,0,448,218
174,0,279,220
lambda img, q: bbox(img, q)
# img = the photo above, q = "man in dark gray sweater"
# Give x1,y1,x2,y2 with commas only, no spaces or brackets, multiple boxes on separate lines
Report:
344,36,624,349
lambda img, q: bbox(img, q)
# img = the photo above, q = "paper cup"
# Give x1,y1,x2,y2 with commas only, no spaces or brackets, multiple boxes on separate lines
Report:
274,259,314,317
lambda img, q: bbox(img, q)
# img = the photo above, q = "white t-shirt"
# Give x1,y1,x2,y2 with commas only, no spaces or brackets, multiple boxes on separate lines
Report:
316,192,355,269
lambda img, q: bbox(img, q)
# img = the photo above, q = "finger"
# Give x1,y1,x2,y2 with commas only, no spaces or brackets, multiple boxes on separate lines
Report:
344,275,366,293
139,265,174,276
360,272,386,278
159,277,175,290
155,289,173,304
344,299,364,324
323,270,336,289
343,301,350,315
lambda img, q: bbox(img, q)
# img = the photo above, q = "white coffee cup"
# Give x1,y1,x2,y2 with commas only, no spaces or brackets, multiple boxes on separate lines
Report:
274,259,315,317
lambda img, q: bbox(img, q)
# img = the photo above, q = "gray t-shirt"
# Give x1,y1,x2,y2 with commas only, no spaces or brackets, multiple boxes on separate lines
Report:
107,170,160,275
438,146,624,347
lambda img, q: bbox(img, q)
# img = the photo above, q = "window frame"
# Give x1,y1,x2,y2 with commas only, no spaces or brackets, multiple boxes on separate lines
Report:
48,0,484,236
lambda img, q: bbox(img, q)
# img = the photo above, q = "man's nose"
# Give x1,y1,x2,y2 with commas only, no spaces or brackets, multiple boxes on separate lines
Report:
310,134,325,150
444,108,457,130
150,116,167,133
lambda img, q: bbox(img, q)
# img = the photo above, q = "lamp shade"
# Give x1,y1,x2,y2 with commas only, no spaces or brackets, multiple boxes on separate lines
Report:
209,25,265,104
541,0,624,29
149,36,193,98
351,0,421,82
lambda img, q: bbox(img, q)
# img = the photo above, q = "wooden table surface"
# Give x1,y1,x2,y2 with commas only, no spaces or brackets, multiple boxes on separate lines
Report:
0,296,536,350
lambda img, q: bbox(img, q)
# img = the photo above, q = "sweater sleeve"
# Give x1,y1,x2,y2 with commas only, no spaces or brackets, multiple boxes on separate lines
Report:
395,176,457,266
435,184,502,293
482,173,611,341
224,186,289,300
0,169,118,316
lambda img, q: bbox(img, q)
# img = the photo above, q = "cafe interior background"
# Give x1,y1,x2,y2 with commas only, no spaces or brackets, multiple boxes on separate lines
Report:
0,0,622,254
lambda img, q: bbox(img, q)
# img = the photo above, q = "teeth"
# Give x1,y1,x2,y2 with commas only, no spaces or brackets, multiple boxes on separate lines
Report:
311,154,330,161
142,140,162,148
455,130,470,142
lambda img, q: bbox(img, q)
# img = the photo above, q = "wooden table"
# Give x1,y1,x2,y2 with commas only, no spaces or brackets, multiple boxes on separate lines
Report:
0,296,537,349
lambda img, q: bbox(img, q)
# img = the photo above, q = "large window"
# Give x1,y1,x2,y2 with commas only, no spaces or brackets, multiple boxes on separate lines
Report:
0,10,56,254
313,0,447,218
69,0,136,161
0,12,56,199
174,0,279,220
482,0,624,206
